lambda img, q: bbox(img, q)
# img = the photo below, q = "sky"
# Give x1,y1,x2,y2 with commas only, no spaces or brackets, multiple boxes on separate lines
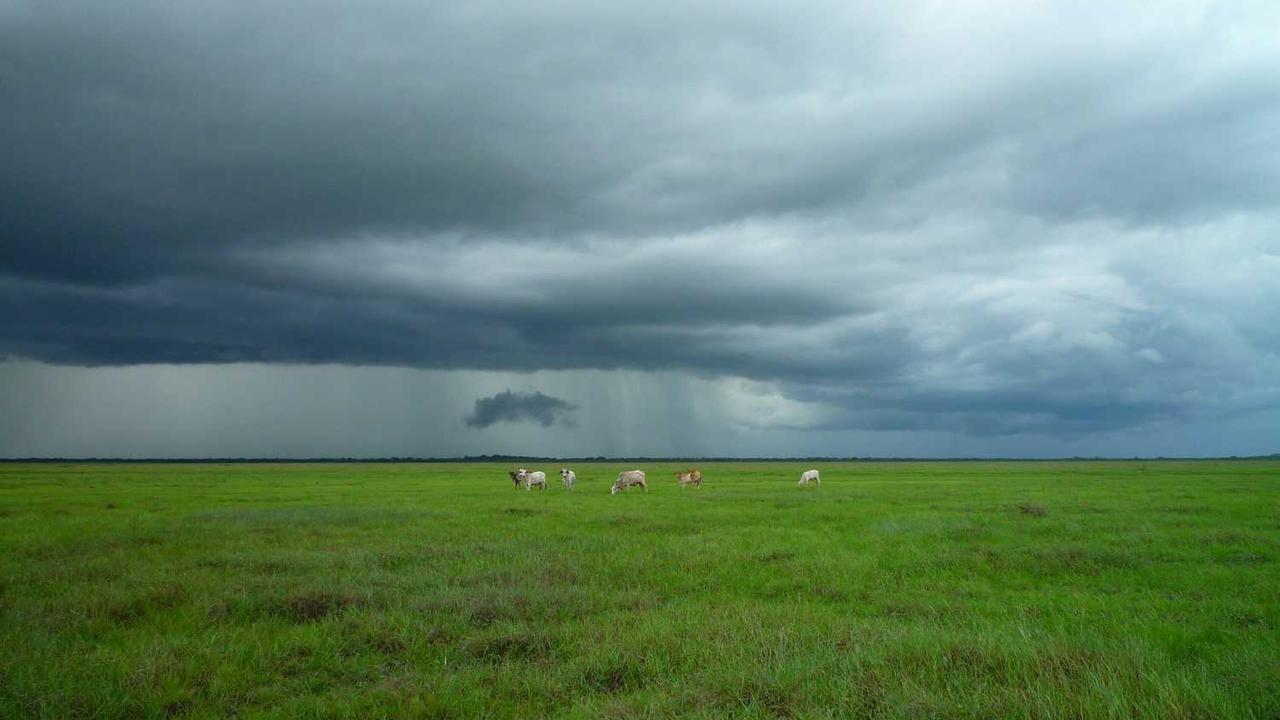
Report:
1,0,1278,458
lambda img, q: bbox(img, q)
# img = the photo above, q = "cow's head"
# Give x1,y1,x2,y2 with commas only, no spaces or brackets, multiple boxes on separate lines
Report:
610,482,621,495
509,469,526,486
560,468,570,477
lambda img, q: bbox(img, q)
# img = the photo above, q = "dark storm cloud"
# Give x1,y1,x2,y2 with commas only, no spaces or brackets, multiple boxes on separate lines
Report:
464,390,578,429
2,0,1279,440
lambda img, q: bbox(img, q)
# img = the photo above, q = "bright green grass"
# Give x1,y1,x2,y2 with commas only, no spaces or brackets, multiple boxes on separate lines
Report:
1,461,1278,719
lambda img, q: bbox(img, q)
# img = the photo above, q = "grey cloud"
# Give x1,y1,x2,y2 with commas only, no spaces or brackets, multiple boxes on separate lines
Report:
6,1,1277,283
2,1,1279,445
464,390,578,429
1008,76,1280,223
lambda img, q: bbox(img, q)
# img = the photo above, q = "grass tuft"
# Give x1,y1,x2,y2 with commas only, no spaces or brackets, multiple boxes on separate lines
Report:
274,590,362,623
585,660,647,694
464,633,558,662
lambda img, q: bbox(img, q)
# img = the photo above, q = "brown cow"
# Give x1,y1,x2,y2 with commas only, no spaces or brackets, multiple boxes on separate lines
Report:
675,469,702,488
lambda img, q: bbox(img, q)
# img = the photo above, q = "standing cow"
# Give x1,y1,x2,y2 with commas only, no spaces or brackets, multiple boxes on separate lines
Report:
798,469,821,487
560,468,576,491
611,469,647,495
520,469,548,491
675,469,702,488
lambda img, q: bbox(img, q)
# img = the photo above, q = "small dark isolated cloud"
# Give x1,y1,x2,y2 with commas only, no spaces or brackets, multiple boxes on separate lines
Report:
465,391,578,429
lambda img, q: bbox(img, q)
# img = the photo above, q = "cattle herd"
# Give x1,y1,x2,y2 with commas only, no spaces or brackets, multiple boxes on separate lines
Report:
507,467,821,493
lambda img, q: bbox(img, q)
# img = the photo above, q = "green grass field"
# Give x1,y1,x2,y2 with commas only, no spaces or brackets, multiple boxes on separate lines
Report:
1,461,1278,719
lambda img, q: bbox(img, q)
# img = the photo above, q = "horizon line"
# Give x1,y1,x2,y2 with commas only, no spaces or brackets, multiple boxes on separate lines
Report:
3,454,1278,463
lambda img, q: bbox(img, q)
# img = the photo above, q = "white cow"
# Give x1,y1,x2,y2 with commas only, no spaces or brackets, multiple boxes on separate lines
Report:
519,469,548,491
560,468,576,491
798,469,821,487
611,469,647,495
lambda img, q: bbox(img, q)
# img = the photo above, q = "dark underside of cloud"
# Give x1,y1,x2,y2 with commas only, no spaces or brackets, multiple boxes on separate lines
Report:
1,1,1278,438
465,391,578,429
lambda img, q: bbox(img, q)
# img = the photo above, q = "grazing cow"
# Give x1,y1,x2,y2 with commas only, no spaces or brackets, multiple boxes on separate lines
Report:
798,469,821,487
560,468,576,491
674,469,702,488
611,469,647,495
520,470,548,491
509,469,529,488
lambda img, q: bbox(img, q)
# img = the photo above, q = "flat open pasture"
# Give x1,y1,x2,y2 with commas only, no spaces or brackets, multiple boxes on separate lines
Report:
1,461,1278,718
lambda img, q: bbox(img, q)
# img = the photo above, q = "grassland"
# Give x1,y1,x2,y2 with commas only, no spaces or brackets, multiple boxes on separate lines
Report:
1,461,1278,719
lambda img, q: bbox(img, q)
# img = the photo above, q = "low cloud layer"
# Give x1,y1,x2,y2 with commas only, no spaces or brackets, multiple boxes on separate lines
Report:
465,390,578,429
2,1,1278,452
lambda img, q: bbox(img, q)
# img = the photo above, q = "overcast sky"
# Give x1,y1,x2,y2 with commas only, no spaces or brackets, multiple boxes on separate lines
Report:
2,0,1278,458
